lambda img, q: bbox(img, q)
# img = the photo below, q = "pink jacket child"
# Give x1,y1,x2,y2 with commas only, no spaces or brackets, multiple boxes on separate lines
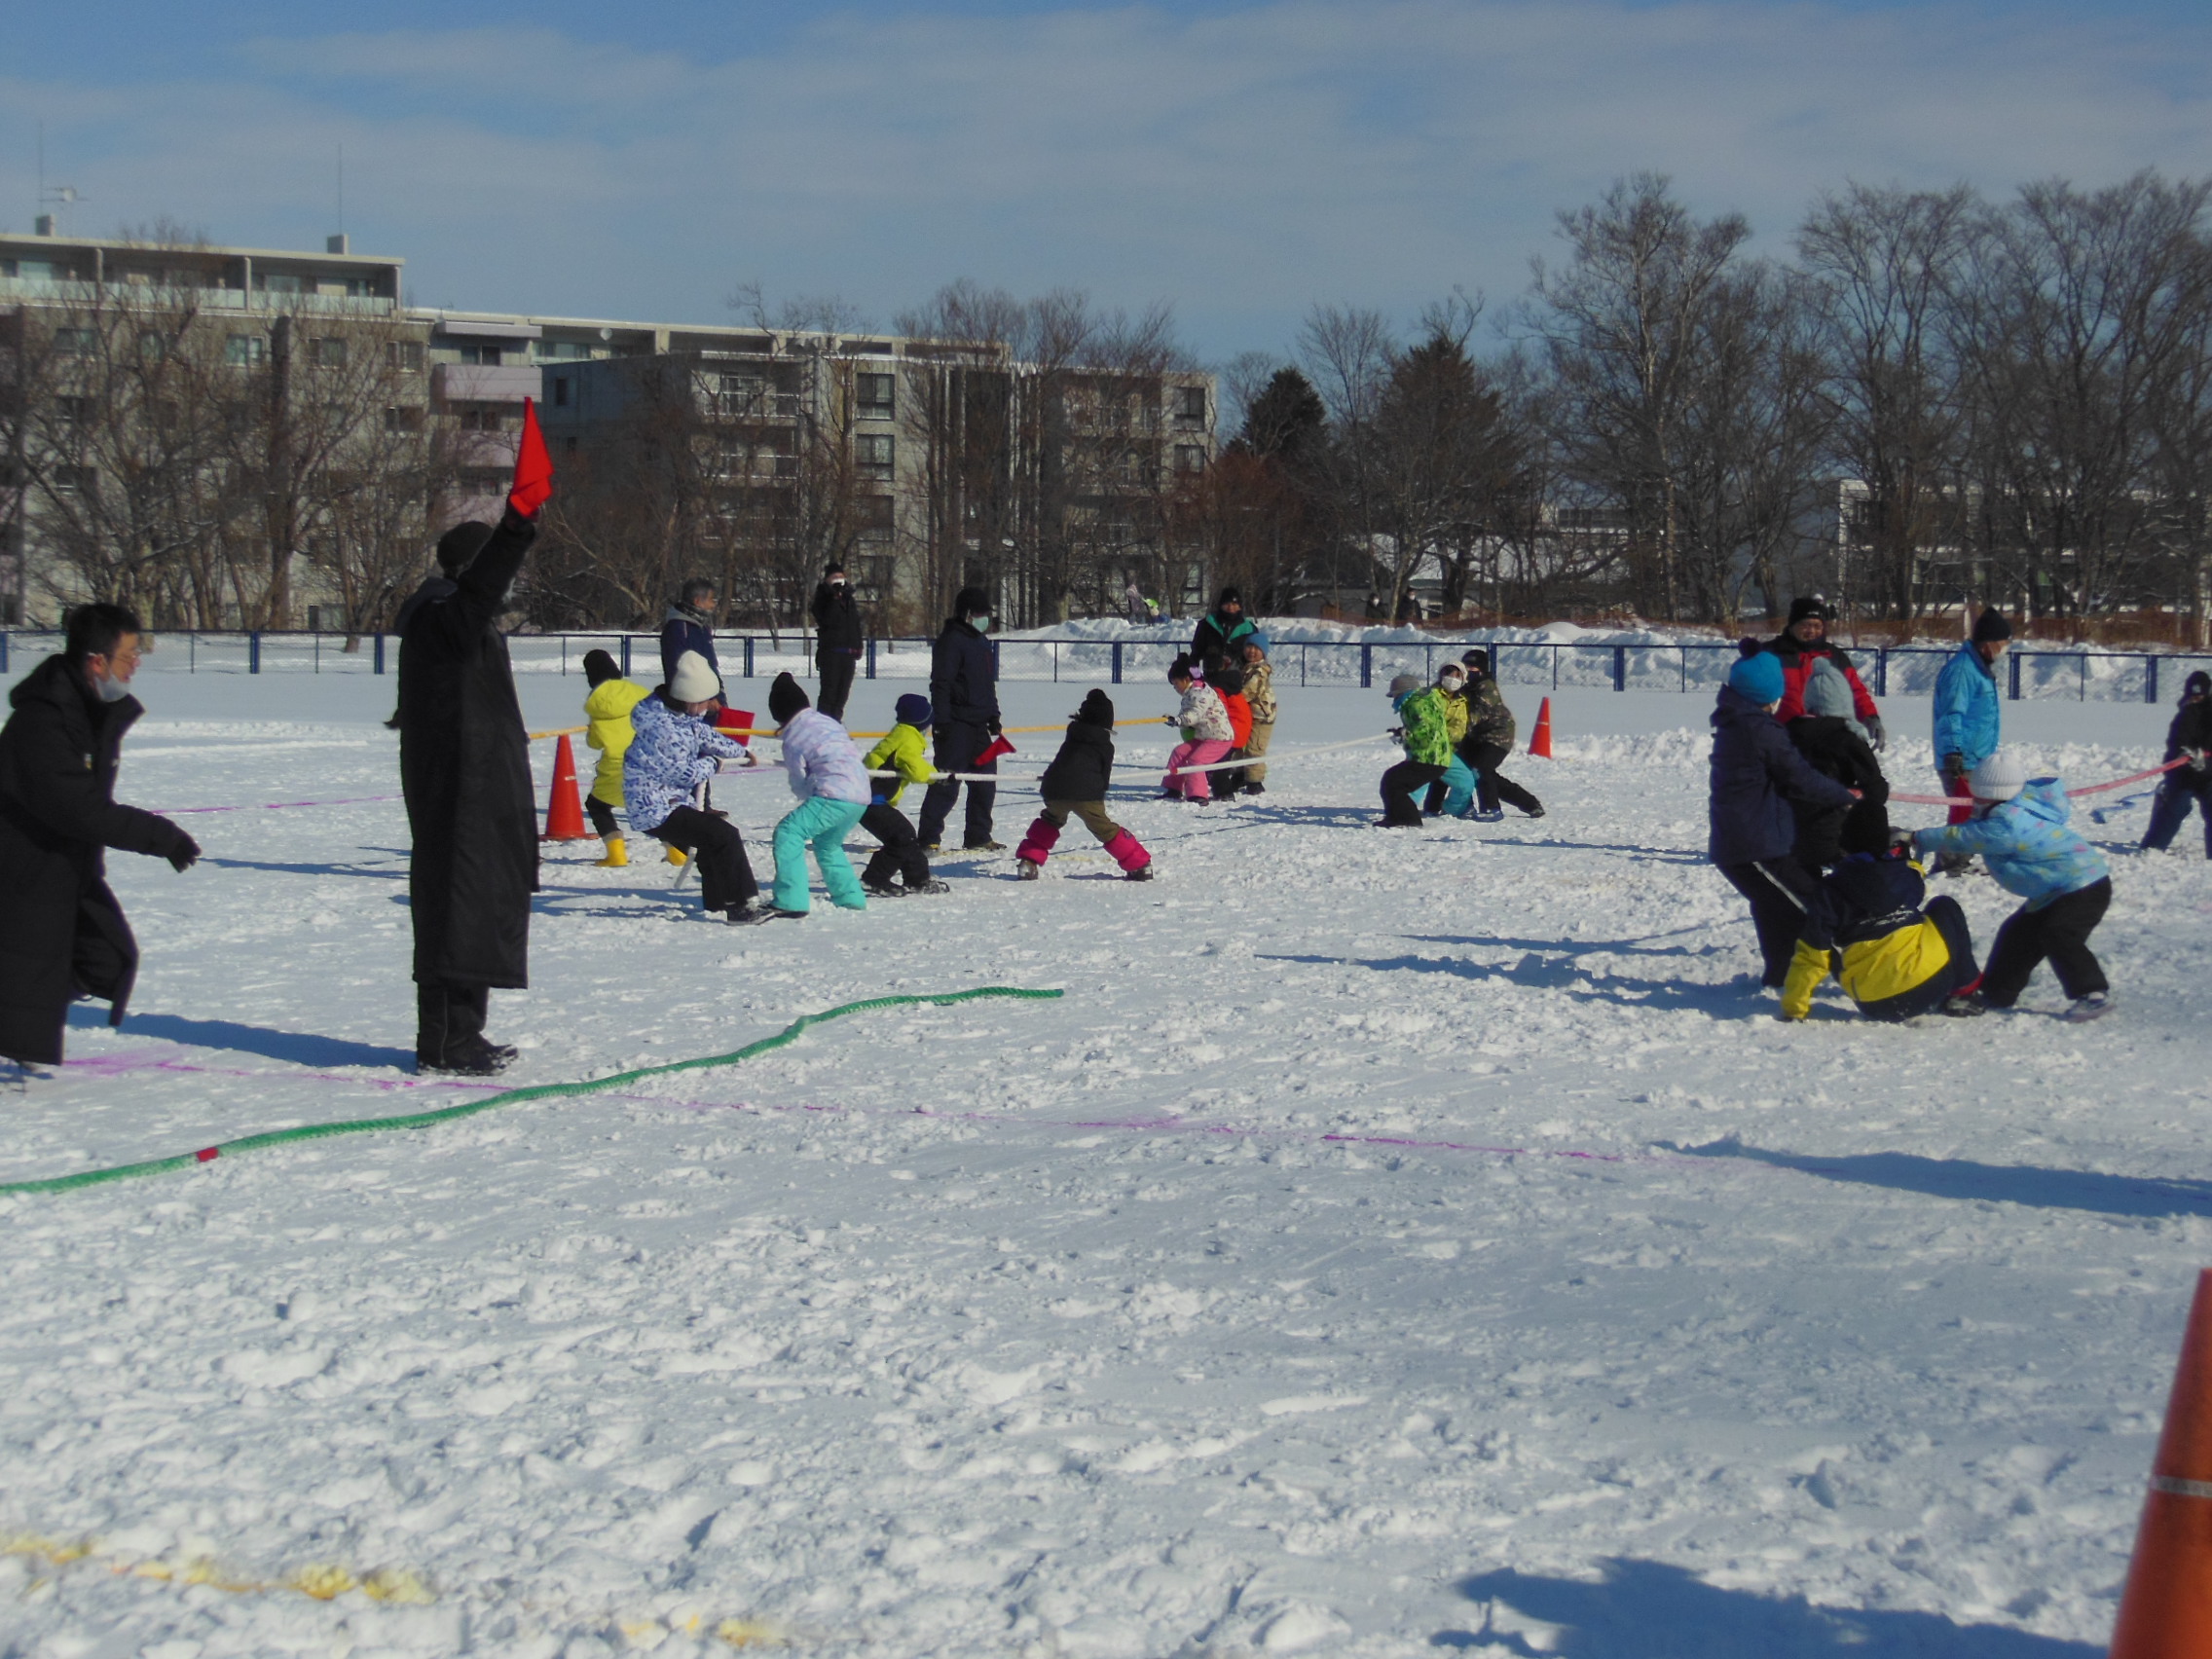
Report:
1161,653,1235,801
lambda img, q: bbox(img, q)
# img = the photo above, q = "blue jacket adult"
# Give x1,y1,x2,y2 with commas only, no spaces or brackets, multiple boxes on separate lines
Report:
1709,684,1857,866
1911,780,2109,909
930,617,1000,729
1933,643,2001,770
660,604,719,688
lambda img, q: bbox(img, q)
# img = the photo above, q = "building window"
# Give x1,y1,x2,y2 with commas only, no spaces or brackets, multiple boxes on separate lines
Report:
137,329,167,361
51,464,91,496
313,337,347,368
856,433,895,477
717,374,766,417
535,340,592,361
52,327,96,355
259,272,304,295
459,406,509,432
56,395,91,424
856,495,895,549
459,344,503,365
226,333,269,367
387,341,424,372
856,372,895,418
1174,444,1206,475
857,555,895,601
552,377,571,408
1175,385,1206,426
385,406,424,433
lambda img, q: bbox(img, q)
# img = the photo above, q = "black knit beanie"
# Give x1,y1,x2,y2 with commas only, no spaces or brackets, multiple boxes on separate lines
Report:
581,648,620,686
768,671,809,723
1211,661,1247,694
954,586,990,622
1787,595,1830,628
1972,608,2013,645
1078,688,1115,727
435,521,492,574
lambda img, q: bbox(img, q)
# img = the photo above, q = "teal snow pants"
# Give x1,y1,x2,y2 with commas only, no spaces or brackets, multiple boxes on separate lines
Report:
772,795,867,913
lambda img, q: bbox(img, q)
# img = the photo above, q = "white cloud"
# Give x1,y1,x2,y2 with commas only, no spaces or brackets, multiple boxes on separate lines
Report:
4,1,2208,357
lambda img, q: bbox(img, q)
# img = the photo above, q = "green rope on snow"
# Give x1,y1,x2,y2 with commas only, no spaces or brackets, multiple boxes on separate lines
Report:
0,985,1063,1198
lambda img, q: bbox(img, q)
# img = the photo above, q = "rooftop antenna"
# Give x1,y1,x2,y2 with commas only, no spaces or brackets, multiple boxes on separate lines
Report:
35,121,84,235
327,142,350,256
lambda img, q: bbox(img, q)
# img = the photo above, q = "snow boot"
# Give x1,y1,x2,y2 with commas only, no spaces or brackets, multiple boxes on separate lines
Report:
2064,993,2116,1023
1939,991,1986,1017
596,835,629,868
1016,860,1043,880
964,837,1007,852
907,878,952,895
666,845,689,866
862,877,907,899
1014,815,1062,869
420,1037,516,1078
1102,828,1152,880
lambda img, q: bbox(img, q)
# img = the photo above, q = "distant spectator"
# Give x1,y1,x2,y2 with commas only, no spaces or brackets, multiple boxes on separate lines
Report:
660,577,720,689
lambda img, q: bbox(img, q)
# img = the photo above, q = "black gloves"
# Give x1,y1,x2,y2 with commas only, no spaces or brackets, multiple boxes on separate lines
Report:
166,830,201,872
987,717,1003,737
1863,716,1886,752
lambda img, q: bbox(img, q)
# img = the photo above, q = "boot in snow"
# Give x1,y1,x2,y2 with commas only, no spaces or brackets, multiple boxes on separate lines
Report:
1016,859,1043,880
862,877,907,899
666,845,689,866
2064,993,2116,1023
907,878,952,895
596,835,628,868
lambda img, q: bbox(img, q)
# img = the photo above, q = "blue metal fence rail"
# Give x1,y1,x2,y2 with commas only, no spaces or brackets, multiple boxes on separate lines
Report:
3,629,2208,704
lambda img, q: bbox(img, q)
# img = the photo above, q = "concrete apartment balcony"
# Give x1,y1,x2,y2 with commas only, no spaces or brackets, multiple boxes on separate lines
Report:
432,363,541,405
452,430,522,468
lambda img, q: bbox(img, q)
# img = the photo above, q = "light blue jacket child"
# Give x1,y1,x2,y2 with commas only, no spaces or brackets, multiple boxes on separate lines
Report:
1912,779,2109,909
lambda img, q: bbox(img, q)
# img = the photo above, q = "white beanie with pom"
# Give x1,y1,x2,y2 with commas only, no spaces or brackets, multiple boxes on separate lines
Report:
669,650,721,705
1968,750,2028,803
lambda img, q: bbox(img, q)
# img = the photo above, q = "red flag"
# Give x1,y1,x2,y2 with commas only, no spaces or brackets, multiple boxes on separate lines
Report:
508,396,555,518
974,733,1015,766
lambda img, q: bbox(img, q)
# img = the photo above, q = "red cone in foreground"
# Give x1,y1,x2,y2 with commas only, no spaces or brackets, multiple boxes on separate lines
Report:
2111,1268,2212,1658
1527,697,1554,759
541,733,588,841
508,397,554,518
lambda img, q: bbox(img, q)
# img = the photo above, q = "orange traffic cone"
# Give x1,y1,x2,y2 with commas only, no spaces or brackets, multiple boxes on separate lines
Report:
1527,697,1554,759
541,733,588,841
2111,1269,2212,1657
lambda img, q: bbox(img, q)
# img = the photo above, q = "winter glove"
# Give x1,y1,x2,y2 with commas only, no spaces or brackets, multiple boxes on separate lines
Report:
987,717,1004,737
166,830,202,873
2187,748,2207,773
1942,752,1968,791
1863,715,1886,753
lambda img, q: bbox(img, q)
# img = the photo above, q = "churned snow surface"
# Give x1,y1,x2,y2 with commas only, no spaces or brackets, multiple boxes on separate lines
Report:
1,659,2204,1658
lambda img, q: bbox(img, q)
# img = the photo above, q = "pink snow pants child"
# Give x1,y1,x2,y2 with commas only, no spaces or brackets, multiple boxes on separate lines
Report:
1162,739,1233,800
1014,800,1152,878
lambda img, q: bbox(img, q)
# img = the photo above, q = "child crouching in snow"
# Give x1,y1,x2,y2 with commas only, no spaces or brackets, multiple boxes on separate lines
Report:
581,648,648,866
1778,846,1982,1022
623,650,765,923
1015,689,1152,881
1380,672,1453,827
1909,751,2115,1021
858,693,948,897
1161,654,1234,801
764,672,872,918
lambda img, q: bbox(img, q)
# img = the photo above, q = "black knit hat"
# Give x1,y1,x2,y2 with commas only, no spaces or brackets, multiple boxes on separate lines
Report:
2186,671,2211,699
1218,586,1243,608
1078,688,1115,727
954,586,990,621
435,521,492,574
581,648,620,686
1460,647,1490,674
768,671,809,723
1211,660,1247,694
1787,595,1831,628
1972,608,2013,645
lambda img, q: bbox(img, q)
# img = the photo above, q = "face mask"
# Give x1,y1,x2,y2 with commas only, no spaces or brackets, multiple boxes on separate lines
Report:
830,576,847,587
971,614,991,632
1440,677,1463,692
92,664,130,702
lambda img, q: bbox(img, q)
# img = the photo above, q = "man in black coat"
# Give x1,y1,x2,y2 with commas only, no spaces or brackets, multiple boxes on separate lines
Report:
917,586,1003,851
1191,587,1255,667
399,509,539,1074
809,561,864,720
0,603,200,1074
2143,670,2212,857
382,537,473,728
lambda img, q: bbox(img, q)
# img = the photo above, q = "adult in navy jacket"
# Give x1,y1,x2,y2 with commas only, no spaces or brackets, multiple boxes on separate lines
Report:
917,587,1003,850
1710,649,1858,987
808,562,864,719
660,577,720,689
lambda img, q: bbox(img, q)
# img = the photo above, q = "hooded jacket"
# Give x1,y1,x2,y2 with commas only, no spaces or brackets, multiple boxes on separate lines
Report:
1779,853,1962,1019
1459,673,1516,749
779,707,872,804
1192,608,1255,665
582,677,650,805
1393,686,1454,768
1933,642,2001,770
863,722,935,807
1911,779,2109,908
2159,693,2212,772
660,604,719,687
0,655,195,1064
623,690,749,833
1175,681,1234,746
930,616,1000,728
1242,657,1279,725
1042,692,1118,800
1708,684,1858,866
1786,716,1890,866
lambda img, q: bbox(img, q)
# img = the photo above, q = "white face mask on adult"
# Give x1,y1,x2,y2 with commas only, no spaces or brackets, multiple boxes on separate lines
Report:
92,666,131,703
970,613,991,632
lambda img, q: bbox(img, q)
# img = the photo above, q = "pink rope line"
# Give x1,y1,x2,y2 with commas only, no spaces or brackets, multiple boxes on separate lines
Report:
1890,757,2185,808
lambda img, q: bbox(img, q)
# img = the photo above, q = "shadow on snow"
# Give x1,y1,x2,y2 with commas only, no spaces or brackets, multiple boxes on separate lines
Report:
1259,948,1766,1020
70,1005,414,1071
1438,1559,2100,1657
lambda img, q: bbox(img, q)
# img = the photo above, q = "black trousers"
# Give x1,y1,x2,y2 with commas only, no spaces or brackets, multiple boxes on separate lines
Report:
918,721,998,847
816,646,859,720
416,981,488,1063
1983,877,2111,1005
2143,776,2212,856
1464,740,1542,815
652,805,759,913
861,801,932,887
1717,855,1822,986
1381,760,1447,827
586,793,620,838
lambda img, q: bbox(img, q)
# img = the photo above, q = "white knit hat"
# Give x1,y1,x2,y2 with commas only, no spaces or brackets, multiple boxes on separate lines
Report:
669,650,720,704
1968,750,2028,802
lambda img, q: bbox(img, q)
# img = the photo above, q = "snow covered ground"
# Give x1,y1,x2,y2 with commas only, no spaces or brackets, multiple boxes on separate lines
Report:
2,660,2205,1657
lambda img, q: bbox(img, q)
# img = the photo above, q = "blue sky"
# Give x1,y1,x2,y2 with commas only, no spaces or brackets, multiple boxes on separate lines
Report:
6,1,2210,362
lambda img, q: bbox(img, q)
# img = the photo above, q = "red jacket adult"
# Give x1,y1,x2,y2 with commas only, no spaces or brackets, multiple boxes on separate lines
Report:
1760,632,1880,726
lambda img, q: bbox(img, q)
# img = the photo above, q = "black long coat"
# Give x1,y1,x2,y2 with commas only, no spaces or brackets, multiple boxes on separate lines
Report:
1786,715,1891,867
810,581,864,651
399,509,538,988
0,655,192,1064
929,617,999,728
